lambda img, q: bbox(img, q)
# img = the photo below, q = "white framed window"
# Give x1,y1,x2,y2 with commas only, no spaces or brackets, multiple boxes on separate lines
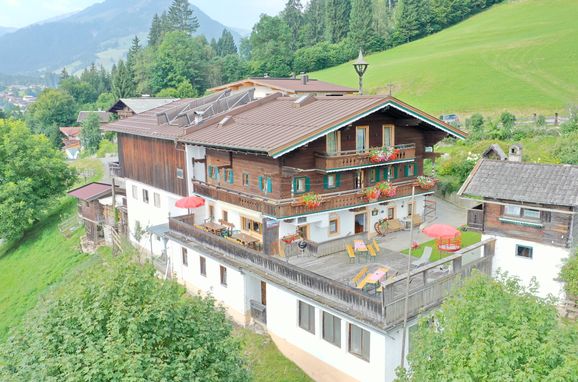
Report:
142,189,149,204
348,323,370,361
153,192,160,208
131,185,138,200
329,217,339,236
383,124,394,147
516,245,533,259
181,247,188,266
504,205,521,216
322,311,341,347
523,209,540,219
356,126,369,152
176,168,184,179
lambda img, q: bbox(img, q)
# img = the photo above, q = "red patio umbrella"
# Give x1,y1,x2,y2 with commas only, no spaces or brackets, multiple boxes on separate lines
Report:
175,195,205,209
422,224,460,238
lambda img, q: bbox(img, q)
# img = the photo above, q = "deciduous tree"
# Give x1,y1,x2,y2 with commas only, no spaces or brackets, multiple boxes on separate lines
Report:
80,112,102,154
25,88,77,146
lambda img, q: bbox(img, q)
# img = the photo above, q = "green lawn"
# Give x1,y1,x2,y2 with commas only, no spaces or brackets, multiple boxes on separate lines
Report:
72,157,105,186
402,231,482,262
315,0,578,116
235,328,313,382
0,200,88,341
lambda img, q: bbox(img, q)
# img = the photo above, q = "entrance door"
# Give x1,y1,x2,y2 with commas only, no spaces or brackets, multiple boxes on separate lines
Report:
354,213,366,234
260,281,267,306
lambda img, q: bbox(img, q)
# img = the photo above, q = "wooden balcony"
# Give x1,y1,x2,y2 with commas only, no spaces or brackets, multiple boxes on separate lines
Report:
192,179,432,219
167,214,496,329
315,143,416,171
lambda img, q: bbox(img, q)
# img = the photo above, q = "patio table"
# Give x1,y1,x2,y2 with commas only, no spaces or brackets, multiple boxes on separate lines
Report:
362,267,390,294
232,232,260,249
203,222,227,235
354,240,369,262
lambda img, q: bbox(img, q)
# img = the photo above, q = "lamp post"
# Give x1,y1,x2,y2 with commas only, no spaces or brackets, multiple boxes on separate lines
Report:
353,50,369,95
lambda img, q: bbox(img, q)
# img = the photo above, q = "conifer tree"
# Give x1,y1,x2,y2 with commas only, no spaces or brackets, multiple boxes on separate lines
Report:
324,0,351,43
166,0,199,35
216,29,237,56
112,60,135,99
148,14,162,46
302,0,326,46
349,0,379,51
280,0,304,51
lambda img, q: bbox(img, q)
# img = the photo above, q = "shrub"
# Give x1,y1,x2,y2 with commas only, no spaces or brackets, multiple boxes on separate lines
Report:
560,253,578,297
96,139,117,158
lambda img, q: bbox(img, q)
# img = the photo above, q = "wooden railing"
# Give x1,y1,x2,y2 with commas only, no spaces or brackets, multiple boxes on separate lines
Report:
315,143,416,170
192,179,431,218
380,239,495,326
169,214,495,328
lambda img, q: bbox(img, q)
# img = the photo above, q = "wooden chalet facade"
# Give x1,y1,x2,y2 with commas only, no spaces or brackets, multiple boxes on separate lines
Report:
459,153,578,298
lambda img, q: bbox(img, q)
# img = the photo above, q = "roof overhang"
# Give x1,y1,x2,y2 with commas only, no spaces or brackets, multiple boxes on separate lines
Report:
270,97,467,159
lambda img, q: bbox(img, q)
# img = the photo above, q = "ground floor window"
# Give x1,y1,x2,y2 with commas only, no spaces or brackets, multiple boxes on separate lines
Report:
298,301,315,334
199,256,206,276
142,189,149,204
241,216,262,235
181,247,188,266
220,265,227,287
329,217,339,236
348,323,370,361
516,244,533,259
322,311,341,347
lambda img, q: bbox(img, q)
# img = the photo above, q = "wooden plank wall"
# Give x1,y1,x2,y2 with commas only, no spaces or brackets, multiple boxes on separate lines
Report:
118,133,187,196
483,202,572,247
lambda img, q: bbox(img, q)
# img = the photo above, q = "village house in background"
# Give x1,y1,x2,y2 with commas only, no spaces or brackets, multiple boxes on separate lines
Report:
101,82,500,382
208,74,357,98
59,126,81,160
108,97,176,119
460,144,577,299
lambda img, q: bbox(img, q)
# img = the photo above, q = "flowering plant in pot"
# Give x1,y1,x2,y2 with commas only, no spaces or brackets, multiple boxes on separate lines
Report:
302,192,322,209
417,175,437,190
364,186,381,202
376,181,397,197
369,149,387,163
384,146,400,161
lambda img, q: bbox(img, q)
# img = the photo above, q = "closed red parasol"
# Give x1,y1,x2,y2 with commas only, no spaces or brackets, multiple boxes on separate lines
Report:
422,224,459,238
175,196,205,209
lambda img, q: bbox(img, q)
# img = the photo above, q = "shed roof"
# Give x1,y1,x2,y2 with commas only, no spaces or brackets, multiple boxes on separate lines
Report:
458,159,578,207
180,95,467,157
208,77,356,94
67,182,113,201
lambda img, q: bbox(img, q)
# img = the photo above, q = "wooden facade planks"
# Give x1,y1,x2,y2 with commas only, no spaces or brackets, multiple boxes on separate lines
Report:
483,202,573,247
118,133,187,196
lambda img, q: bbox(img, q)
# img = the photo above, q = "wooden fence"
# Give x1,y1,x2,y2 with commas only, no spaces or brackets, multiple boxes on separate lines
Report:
170,214,495,327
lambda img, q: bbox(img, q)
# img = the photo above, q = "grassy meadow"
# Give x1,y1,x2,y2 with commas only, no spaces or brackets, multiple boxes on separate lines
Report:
315,0,578,116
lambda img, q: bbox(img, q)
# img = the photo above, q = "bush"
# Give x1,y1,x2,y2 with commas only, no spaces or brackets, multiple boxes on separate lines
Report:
560,254,578,297
554,131,578,164
0,253,250,381
96,139,117,158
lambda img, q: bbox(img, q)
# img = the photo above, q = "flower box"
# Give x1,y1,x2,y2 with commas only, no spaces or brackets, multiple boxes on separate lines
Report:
301,193,322,209
417,176,437,190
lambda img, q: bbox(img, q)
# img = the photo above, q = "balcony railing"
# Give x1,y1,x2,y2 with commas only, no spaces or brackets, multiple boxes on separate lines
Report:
192,179,431,219
168,214,495,329
315,143,416,171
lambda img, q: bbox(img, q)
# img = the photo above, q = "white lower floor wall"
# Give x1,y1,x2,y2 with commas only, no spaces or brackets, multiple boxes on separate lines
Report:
164,235,413,382
483,234,569,299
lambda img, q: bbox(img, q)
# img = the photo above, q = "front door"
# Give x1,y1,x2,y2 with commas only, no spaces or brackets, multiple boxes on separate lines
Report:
260,281,267,306
354,213,366,234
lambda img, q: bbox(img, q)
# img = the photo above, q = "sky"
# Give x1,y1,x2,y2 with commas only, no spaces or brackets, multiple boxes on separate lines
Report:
0,0,287,30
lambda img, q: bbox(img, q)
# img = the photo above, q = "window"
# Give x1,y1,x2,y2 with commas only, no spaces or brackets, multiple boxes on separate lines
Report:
326,131,341,153
348,324,370,361
383,125,394,147
293,176,309,194
329,218,339,236
368,168,380,184
324,174,339,189
297,217,307,224
516,245,533,259
242,172,250,187
176,168,184,179
297,224,310,239
131,185,138,200
199,256,206,276
322,311,341,347
208,166,219,180
222,210,228,222
142,189,149,204
209,205,215,220
298,301,315,334
153,192,161,208
523,209,540,219
181,247,188,266
504,205,521,216
356,126,369,152
241,216,262,235
407,202,414,217
354,170,363,189
387,206,395,220
404,163,414,177
220,265,227,286
258,176,272,193
224,169,234,184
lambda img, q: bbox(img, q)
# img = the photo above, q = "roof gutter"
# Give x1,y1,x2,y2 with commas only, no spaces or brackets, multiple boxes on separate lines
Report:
458,195,577,215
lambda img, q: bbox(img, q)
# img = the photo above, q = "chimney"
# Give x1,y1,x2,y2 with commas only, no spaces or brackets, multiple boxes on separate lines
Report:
508,144,523,162
302,73,309,85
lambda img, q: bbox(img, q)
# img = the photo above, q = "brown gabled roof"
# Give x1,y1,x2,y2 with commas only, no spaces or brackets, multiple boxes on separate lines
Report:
103,99,190,140
209,77,356,94
68,182,112,201
180,95,467,157
108,97,177,114
59,126,81,138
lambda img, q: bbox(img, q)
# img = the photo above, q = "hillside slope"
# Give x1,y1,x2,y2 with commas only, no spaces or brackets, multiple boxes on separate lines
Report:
315,0,578,116
0,0,240,75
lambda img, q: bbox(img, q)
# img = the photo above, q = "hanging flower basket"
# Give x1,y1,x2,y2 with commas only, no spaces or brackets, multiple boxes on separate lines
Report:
302,192,322,209
364,186,381,202
417,176,437,190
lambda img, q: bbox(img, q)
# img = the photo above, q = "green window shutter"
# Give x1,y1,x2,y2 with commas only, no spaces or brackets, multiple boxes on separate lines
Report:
292,177,298,193
229,169,234,184
323,175,329,189
208,166,212,178
258,176,263,191
376,168,381,182
383,167,389,181
266,177,272,193
404,164,410,177
335,173,341,187
413,162,419,176
393,165,398,179
305,177,311,192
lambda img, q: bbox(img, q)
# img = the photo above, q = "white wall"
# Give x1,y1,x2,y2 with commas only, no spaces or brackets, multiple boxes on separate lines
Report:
186,145,206,187
483,234,570,299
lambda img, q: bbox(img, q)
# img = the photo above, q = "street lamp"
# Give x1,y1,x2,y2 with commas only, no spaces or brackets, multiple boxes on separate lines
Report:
353,50,369,95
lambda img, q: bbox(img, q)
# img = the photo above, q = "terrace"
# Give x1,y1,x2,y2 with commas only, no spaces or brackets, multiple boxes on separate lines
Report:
168,214,494,329
314,143,416,172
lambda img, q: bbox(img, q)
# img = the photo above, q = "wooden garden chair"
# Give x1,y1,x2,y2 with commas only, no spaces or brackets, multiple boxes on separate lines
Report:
367,243,377,262
351,266,368,286
372,239,381,253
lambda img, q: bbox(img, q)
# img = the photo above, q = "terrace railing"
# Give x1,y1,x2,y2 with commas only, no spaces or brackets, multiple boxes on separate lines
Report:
315,143,416,170
169,214,495,328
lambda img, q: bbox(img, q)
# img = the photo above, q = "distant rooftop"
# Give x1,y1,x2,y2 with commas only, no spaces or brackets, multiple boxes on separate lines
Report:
77,110,112,123
208,76,356,94
68,182,112,202
459,159,578,207
108,97,177,115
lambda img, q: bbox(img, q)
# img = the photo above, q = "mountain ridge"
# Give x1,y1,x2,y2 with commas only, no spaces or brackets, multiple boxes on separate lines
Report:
0,0,241,75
